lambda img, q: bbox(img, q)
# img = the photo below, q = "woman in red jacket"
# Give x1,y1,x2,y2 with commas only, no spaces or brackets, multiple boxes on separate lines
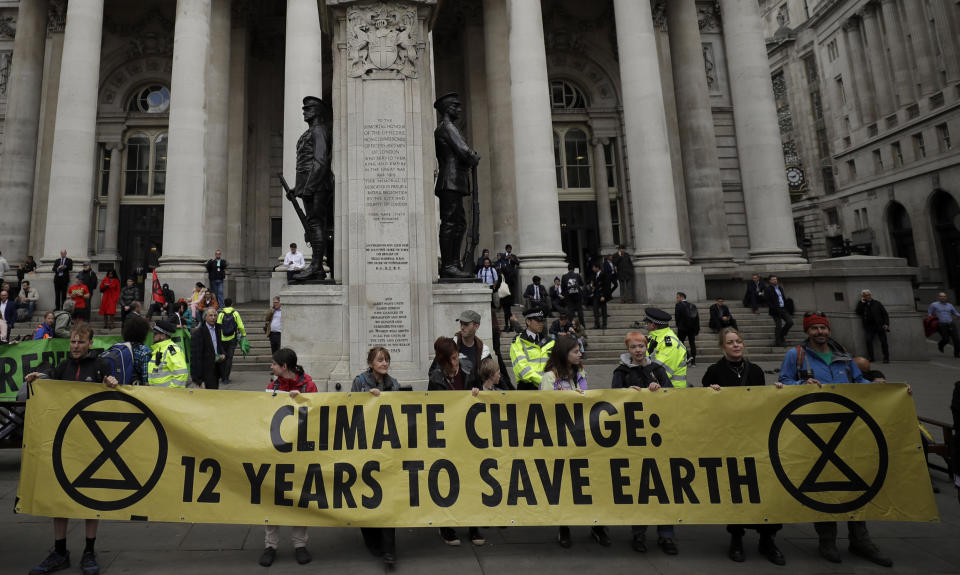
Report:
259,348,316,567
98,269,121,329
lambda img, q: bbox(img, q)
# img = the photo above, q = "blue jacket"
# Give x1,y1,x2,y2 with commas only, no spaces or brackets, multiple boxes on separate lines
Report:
778,341,870,386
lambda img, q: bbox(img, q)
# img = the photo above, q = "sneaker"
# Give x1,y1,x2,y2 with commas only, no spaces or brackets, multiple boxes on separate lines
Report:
759,536,786,566
259,547,277,567
658,537,679,555
591,526,611,547
728,535,745,562
557,527,571,548
631,535,647,553
439,527,460,546
818,540,841,563
80,551,100,575
382,552,396,567
294,546,312,565
849,540,892,567
30,551,70,574
469,528,486,546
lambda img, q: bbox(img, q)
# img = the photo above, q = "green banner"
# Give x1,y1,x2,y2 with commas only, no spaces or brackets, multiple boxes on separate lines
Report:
0,328,192,400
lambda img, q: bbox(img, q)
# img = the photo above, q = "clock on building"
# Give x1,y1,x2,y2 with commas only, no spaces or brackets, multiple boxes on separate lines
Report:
785,165,806,192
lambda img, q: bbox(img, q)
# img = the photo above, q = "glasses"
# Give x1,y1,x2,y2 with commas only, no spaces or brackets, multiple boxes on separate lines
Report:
803,311,827,318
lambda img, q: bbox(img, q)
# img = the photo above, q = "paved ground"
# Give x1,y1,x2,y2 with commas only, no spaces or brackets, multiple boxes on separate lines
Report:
2,342,959,574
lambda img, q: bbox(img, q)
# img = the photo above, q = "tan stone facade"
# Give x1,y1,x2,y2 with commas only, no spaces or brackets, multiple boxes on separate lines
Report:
0,0,804,306
764,0,960,299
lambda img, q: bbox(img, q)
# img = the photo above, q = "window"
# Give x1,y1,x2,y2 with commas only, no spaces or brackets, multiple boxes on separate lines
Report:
97,144,111,197
835,76,846,105
127,85,171,114
271,218,282,248
549,80,587,110
603,141,617,190
872,149,883,172
847,159,857,179
855,209,863,229
123,131,168,196
937,123,952,152
552,127,592,189
827,40,839,62
913,133,926,159
861,208,869,228
892,142,903,167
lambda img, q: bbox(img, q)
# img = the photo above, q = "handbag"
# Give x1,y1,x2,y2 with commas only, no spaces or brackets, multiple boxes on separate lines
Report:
923,315,939,338
496,281,511,300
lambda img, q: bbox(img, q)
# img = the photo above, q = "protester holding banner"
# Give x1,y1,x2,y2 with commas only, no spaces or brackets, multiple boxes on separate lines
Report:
351,346,398,395
702,328,786,565
33,311,56,340
259,348,315,566
23,322,118,575
538,335,611,548
471,356,503,394
778,312,892,567
611,331,670,390
354,347,401,567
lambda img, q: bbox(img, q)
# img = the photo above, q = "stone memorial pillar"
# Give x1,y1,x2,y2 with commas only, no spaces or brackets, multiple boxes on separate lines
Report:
286,0,490,389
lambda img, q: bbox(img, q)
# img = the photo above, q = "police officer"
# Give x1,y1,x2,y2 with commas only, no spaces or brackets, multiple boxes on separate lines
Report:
644,307,688,388
148,320,188,388
510,308,555,390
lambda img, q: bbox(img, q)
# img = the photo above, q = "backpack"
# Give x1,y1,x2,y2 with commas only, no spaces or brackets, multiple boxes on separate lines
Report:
683,301,699,328
219,310,238,337
101,342,135,386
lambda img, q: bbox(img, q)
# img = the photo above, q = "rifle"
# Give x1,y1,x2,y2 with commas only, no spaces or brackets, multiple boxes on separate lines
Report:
277,173,309,231
462,164,480,274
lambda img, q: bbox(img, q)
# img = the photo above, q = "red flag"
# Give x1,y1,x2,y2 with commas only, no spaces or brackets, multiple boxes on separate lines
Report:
152,270,164,304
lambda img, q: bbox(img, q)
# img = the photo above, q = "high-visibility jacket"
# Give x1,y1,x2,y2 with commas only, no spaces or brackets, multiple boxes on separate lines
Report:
217,307,246,342
510,332,555,390
148,339,188,388
647,326,688,388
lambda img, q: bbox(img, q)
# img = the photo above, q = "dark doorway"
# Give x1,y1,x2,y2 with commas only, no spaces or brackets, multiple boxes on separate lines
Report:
931,191,960,300
886,201,917,267
118,204,164,299
559,201,600,273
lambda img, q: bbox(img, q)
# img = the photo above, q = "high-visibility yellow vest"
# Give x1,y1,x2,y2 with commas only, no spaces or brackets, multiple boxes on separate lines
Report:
148,339,188,388
510,333,555,390
647,326,688,388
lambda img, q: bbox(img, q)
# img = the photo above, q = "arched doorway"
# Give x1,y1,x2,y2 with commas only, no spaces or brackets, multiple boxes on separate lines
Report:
931,190,960,298
886,201,917,267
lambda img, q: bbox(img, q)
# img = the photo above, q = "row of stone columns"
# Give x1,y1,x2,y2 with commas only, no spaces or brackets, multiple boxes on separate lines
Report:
842,0,960,129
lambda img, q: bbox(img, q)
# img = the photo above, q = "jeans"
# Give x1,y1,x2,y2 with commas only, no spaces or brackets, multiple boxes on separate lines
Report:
211,279,224,307
772,308,793,345
265,525,308,549
936,321,960,356
592,297,607,329
864,326,889,361
678,329,696,361
19,301,36,318
221,337,238,383
269,331,281,353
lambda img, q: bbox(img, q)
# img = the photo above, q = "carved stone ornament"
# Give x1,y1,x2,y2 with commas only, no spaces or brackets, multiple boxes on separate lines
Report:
0,15,15,38
347,2,420,78
0,51,11,98
697,1,722,33
47,0,66,34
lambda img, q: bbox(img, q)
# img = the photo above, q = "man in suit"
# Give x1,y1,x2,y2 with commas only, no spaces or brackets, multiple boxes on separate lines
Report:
708,297,738,331
743,272,767,314
0,289,16,343
764,275,793,346
191,308,224,389
592,262,611,330
52,249,73,310
855,289,890,363
523,276,550,312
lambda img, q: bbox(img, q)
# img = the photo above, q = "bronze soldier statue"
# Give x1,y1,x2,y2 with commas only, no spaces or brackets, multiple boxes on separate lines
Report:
434,92,480,279
290,96,334,280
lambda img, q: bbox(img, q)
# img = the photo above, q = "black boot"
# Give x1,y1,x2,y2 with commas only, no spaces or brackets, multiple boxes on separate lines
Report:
293,234,326,281
439,236,471,279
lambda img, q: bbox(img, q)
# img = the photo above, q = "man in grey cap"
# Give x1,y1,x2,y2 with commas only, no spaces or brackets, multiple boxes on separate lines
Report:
434,92,480,278
290,95,334,280
455,310,490,388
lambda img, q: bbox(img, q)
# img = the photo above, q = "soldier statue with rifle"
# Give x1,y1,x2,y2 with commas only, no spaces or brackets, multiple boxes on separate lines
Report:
434,92,481,279
280,95,334,281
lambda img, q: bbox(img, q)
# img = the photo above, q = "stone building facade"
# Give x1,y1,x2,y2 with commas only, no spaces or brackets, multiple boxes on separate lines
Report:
763,0,960,300
0,0,805,307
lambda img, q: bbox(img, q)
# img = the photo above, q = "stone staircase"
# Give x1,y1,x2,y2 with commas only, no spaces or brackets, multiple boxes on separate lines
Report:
496,300,794,366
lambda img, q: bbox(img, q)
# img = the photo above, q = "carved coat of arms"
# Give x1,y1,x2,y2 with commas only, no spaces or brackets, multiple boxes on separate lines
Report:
347,2,419,78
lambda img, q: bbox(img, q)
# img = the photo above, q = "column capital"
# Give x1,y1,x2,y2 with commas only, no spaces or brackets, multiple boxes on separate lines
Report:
104,141,125,152
842,14,862,31
590,136,609,148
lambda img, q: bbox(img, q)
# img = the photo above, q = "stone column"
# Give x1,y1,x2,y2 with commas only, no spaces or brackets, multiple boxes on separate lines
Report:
204,0,231,255
463,19,494,255
719,0,805,265
482,0,517,252
666,0,734,271
843,16,875,125
100,144,123,259
0,0,48,264
861,3,895,117
591,138,616,254
282,0,323,260
157,0,212,295
506,0,568,284
879,0,914,106
41,0,104,262
905,0,938,94
930,0,960,84
226,22,249,301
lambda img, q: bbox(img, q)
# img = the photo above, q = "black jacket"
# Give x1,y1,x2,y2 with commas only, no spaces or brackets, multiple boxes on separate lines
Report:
743,279,766,309
190,322,223,385
50,351,109,383
764,284,788,315
205,258,228,281
52,257,73,284
560,271,583,297
709,303,733,331
855,299,889,329
701,357,765,388
675,300,700,335
612,353,671,389
593,271,612,300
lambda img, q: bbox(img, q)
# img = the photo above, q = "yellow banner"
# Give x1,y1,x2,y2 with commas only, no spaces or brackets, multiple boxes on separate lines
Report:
16,380,938,526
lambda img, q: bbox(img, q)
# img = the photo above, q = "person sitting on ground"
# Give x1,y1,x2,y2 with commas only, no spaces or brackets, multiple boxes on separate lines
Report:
24,323,119,575
189,281,207,317
708,297,738,332
259,347,315,567
17,279,39,320
703,327,785,565
53,301,75,338
119,277,139,324
549,276,565,315
33,311,56,340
